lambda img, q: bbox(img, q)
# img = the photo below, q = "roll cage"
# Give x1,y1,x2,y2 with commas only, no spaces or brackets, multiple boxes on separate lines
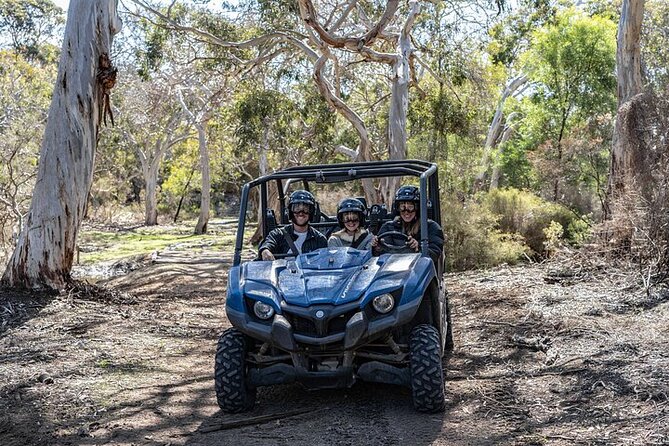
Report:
233,160,441,267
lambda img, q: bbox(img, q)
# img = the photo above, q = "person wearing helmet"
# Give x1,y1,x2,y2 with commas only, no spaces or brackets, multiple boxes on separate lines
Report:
259,190,327,261
328,198,372,250
371,185,444,263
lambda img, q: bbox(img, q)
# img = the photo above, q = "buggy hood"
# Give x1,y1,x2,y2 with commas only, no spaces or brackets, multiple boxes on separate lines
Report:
239,247,421,307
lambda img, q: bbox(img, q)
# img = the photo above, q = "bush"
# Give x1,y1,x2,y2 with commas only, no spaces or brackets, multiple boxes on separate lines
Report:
481,188,589,254
442,197,529,271
442,188,591,270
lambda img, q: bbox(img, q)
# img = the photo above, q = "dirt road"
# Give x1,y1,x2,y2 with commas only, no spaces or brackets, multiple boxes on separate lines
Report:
1,252,668,445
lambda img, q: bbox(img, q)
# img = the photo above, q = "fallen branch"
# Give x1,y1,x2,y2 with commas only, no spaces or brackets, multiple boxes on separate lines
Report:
197,407,327,434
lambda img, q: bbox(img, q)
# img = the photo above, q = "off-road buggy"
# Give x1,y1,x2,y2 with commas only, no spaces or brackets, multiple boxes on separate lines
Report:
216,160,452,413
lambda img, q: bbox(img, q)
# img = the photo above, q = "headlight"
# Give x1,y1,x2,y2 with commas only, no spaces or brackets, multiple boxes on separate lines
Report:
253,301,275,320
372,293,395,314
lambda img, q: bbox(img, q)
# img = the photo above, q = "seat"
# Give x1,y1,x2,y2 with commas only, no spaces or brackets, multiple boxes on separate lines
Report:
264,209,278,235
368,204,388,234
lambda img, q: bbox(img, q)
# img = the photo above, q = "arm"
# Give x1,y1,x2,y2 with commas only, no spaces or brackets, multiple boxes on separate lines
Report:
372,221,393,255
258,228,282,260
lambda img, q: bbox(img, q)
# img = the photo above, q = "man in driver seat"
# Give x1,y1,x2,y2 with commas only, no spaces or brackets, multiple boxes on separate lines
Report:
259,190,328,261
372,185,444,264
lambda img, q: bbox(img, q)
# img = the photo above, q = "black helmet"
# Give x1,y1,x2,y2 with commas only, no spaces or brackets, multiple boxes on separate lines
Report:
336,198,366,228
288,189,317,222
393,185,420,217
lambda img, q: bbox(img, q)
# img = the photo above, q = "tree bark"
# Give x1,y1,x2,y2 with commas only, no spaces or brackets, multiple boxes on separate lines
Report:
382,1,420,206
607,0,645,213
474,74,527,192
143,159,160,226
1,0,121,290
616,0,645,106
489,112,519,190
194,122,210,234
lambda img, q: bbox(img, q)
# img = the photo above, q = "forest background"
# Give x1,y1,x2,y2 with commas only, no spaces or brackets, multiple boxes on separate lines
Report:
1,0,668,285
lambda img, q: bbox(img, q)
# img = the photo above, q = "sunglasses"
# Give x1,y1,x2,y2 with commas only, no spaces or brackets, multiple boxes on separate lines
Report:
293,209,311,216
343,217,360,224
399,206,416,213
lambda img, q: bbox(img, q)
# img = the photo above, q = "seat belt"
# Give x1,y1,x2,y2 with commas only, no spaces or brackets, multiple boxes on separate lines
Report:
282,229,300,255
351,231,371,249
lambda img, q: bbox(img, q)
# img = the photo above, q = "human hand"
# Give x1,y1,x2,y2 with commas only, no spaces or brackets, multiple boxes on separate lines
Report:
261,249,276,261
407,235,419,252
371,236,379,247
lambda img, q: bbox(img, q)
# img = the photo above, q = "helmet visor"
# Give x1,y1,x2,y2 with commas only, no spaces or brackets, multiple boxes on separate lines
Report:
291,203,311,215
342,212,360,224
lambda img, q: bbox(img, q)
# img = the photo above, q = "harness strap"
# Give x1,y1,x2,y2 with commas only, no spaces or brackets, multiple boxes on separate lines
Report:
282,228,300,255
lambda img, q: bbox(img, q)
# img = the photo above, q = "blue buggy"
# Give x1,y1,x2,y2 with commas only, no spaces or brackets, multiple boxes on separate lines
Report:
216,160,453,413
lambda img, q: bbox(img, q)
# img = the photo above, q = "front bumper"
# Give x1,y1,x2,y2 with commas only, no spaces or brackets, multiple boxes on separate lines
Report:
227,296,423,352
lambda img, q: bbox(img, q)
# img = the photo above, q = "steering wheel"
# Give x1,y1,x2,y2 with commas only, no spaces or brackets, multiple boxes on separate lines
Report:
377,231,410,253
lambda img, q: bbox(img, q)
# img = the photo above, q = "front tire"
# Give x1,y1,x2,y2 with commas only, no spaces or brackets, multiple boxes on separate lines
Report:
410,324,446,413
215,328,256,413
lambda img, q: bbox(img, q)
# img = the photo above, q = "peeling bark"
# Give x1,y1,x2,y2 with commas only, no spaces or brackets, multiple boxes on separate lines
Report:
607,0,645,213
1,0,121,290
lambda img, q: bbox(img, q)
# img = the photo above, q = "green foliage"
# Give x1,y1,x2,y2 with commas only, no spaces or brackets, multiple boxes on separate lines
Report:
443,187,592,270
488,0,557,67
642,0,669,91
234,88,299,153
522,9,616,119
0,0,64,63
0,49,55,257
542,220,564,256
498,8,616,205
159,139,200,215
135,17,172,79
481,187,587,253
442,196,529,271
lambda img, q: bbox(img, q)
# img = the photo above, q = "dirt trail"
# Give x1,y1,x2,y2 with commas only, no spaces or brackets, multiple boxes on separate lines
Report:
1,252,668,445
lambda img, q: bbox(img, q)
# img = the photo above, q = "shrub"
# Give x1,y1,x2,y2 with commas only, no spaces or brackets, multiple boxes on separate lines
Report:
481,188,588,254
442,196,529,271
442,188,591,270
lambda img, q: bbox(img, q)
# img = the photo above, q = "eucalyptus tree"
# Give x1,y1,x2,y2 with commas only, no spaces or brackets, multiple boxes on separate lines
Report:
0,51,55,264
2,0,121,290
0,0,65,62
518,8,616,202
472,0,557,192
177,78,230,234
116,69,192,226
133,0,437,204
607,0,645,206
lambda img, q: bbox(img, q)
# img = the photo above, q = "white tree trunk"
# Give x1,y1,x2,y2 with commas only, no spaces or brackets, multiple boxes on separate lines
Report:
2,0,120,290
489,114,518,190
616,0,645,106
608,0,645,207
475,74,527,192
382,1,420,206
144,160,160,226
194,122,210,234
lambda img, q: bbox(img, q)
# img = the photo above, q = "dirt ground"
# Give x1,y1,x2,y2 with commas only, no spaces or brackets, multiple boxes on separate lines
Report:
1,248,668,445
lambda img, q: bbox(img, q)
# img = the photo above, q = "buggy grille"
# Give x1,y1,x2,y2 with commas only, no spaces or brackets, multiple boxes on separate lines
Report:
284,310,357,338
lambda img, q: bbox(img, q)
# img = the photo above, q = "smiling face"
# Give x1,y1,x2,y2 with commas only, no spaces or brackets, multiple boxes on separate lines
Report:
342,211,360,233
291,203,311,228
398,201,416,223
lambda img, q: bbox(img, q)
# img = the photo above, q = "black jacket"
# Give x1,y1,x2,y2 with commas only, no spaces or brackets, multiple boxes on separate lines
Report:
375,218,444,263
258,224,327,256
